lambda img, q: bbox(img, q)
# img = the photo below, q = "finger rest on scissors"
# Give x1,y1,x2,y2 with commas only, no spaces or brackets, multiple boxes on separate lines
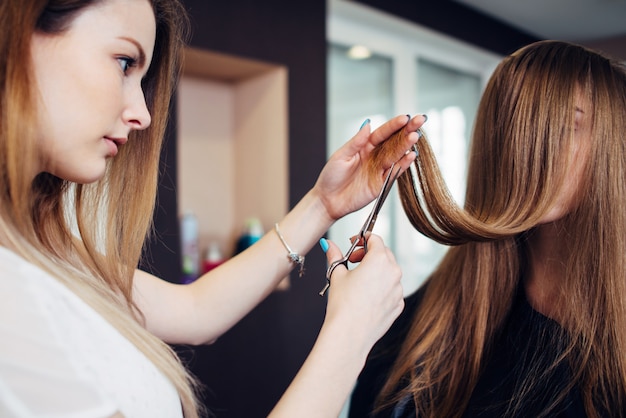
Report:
326,259,347,280
320,259,348,296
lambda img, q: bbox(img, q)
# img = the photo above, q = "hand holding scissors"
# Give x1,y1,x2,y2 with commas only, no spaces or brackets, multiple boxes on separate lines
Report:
320,160,403,296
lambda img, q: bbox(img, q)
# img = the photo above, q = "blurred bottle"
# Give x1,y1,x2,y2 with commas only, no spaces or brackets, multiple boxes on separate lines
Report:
234,217,263,255
202,241,225,274
180,211,199,284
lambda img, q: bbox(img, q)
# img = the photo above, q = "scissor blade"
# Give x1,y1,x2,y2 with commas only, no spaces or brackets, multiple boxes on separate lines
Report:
363,162,402,234
378,164,402,208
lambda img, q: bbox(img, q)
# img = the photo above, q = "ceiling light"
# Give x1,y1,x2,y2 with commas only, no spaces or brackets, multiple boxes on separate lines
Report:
347,45,372,60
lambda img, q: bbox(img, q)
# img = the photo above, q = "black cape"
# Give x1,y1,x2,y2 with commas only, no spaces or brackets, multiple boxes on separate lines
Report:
349,285,588,418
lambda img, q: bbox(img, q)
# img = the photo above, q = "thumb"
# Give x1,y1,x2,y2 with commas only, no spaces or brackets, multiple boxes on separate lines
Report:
319,237,344,266
335,121,370,160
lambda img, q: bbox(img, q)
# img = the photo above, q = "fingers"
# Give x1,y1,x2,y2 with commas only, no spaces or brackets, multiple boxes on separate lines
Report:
321,238,348,281
368,114,427,175
360,233,388,257
322,237,343,265
369,114,426,148
333,119,372,161
345,233,367,263
332,114,426,169
324,233,404,345
348,233,396,264
368,114,413,146
395,143,420,174
323,234,388,276
405,114,428,134
323,236,367,275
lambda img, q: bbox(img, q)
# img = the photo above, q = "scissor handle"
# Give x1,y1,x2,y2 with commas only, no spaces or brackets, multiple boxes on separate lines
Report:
319,258,346,296
319,231,370,296
326,258,347,280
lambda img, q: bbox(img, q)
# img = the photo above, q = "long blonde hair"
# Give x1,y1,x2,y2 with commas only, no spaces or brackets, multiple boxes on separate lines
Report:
0,1,203,416
378,41,626,417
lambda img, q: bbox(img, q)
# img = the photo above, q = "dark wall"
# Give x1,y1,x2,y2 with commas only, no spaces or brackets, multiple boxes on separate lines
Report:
140,100,181,283
141,1,540,417
142,1,329,417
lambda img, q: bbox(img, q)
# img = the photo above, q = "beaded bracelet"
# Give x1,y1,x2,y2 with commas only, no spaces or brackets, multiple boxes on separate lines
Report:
274,223,305,277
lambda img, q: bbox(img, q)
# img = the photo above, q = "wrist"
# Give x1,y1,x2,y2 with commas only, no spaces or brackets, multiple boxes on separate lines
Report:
272,189,335,265
274,223,306,277
301,187,336,227
319,313,372,365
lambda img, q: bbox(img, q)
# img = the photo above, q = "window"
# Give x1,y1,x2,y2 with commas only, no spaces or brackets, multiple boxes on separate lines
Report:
327,0,501,296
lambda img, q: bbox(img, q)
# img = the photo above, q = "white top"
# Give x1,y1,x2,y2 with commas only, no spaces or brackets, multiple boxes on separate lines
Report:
0,247,183,418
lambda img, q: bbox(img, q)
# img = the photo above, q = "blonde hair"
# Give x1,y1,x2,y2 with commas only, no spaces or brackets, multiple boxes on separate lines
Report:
377,41,626,417
0,1,203,416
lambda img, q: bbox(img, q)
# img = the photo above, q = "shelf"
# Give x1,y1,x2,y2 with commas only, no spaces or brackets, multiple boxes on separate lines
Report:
177,47,289,288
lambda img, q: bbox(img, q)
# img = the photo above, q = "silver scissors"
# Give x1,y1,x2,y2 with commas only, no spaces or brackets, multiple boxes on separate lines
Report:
319,161,403,296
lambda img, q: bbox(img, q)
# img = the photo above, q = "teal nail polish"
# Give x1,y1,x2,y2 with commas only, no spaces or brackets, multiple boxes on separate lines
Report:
319,238,329,253
359,118,370,130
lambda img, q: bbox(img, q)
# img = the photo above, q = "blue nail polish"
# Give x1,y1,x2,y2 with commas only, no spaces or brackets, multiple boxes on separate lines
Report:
359,118,370,130
421,114,428,123
319,238,329,253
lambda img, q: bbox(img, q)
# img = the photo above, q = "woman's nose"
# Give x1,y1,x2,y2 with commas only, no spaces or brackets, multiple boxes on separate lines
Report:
123,87,152,131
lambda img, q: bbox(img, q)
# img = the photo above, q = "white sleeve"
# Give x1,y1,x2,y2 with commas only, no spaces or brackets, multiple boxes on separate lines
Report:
0,261,117,418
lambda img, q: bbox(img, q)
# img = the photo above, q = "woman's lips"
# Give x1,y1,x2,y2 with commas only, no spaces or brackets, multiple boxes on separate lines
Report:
104,137,127,157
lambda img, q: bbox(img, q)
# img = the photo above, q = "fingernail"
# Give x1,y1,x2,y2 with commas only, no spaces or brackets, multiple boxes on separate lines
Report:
421,114,428,123
406,114,411,121
416,128,423,139
359,118,370,130
319,238,329,253
412,144,419,157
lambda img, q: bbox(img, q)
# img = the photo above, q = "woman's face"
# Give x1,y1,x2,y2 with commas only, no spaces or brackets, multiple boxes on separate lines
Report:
30,0,156,184
539,98,591,224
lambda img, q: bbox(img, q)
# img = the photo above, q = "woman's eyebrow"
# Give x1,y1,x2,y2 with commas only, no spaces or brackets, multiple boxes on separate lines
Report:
118,36,146,67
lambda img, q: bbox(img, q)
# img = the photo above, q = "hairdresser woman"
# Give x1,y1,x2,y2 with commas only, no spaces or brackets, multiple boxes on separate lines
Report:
0,0,423,417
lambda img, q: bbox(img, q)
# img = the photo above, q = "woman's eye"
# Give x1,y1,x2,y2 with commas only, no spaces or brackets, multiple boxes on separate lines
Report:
117,57,137,74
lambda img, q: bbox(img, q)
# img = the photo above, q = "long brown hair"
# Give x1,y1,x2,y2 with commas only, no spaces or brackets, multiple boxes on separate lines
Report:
377,41,626,417
0,1,203,416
